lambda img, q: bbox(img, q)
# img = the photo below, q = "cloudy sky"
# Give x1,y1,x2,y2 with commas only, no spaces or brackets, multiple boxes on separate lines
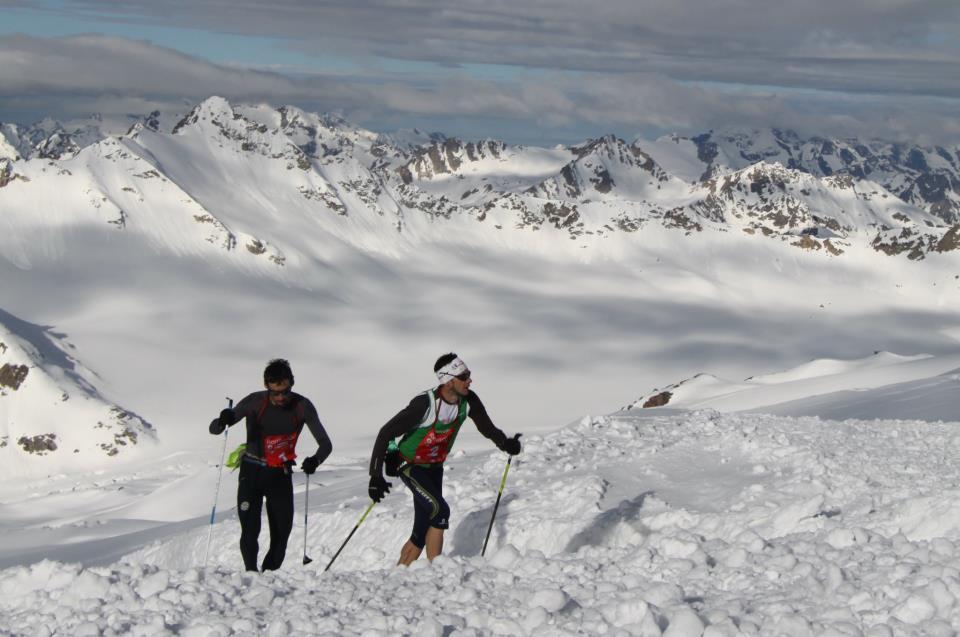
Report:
1,0,958,144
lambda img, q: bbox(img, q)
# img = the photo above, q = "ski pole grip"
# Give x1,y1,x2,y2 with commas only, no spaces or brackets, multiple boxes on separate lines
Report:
222,397,234,434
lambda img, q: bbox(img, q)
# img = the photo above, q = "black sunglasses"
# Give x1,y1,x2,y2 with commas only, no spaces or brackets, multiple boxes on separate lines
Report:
454,371,471,381
268,387,292,397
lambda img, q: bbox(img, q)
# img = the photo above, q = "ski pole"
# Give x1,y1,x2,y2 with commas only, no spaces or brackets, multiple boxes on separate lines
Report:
324,500,377,572
481,455,513,556
303,474,313,565
204,397,232,567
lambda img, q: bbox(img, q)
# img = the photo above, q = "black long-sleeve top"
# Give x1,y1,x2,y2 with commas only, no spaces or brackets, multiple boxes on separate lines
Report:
368,389,508,477
209,391,333,464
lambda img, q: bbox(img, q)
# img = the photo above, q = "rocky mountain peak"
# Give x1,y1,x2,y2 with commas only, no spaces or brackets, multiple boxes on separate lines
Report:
570,134,625,158
171,95,238,135
676,129,960,226
35,131,82,160
143,110,162,133
0,159,14,187
398,137,508,183
0,130,20,162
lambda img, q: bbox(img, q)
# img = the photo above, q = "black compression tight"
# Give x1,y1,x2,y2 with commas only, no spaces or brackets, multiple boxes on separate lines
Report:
237,461,294,571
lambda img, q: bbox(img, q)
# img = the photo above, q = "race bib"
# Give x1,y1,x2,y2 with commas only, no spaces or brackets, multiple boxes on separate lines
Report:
262,433,298,467
412,427,455,464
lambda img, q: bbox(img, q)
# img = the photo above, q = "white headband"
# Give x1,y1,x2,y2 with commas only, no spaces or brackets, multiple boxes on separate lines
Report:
436,357,469,382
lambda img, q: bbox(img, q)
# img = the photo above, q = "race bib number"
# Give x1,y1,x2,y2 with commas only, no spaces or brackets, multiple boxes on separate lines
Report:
413,427,455,464
263,433,298,467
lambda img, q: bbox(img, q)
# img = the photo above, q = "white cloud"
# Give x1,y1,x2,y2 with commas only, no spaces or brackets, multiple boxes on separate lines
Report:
0,34,307,96
1,32,959,145
46,0,960,95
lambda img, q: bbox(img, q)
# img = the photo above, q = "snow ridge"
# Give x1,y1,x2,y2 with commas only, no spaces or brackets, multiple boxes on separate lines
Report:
0,308,156,478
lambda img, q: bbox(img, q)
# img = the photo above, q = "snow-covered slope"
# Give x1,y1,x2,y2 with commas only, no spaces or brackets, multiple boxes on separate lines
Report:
4,366,960,634
0,124,23,161
629,350,960,417
0,308,156,478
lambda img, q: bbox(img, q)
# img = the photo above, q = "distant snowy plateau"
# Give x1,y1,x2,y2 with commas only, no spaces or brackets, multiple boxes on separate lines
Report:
3,97,960,635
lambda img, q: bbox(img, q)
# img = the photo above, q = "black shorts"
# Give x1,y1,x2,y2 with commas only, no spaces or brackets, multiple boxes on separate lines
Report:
399,464,450,549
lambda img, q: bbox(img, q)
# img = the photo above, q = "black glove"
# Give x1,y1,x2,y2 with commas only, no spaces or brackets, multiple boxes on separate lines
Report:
368,475,391,503
501,433,522,456
218,408,235,430
384,450,402,477
301,455,319,475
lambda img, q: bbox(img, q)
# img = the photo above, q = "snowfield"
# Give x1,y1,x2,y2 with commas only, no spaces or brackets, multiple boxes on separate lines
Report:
4,401,960,635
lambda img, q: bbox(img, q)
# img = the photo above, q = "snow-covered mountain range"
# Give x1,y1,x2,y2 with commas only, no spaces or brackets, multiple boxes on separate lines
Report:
2,96,959,261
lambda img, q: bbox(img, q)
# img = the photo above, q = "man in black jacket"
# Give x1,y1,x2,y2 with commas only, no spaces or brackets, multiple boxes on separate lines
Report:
367,353,521,565
210,359,332,571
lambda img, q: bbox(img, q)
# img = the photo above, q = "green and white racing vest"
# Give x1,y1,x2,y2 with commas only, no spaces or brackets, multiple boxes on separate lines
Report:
396,389,470,465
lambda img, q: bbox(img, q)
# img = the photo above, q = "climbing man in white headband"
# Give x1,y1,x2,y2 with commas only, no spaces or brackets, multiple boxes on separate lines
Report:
367,352,522,565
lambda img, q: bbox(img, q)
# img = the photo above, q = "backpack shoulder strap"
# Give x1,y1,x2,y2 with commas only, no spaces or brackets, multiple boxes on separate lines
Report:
421,389,437,426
